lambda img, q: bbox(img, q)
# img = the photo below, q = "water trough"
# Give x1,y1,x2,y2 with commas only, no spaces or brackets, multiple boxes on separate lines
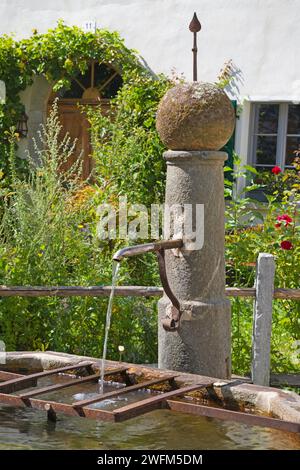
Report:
0,351,299,435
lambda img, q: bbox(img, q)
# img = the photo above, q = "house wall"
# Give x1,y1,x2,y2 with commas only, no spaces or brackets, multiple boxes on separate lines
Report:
0,0,300,162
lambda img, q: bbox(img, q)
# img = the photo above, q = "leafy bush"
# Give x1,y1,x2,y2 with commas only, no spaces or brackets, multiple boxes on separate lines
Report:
253,158,300,201
87,70,171,206
0,103,158,362
0,22,142,176
225,155,300,374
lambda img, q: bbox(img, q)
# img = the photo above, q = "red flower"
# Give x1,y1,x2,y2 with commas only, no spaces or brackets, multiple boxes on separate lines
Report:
280,240,293,250
272,166,282,175
276,214,293,226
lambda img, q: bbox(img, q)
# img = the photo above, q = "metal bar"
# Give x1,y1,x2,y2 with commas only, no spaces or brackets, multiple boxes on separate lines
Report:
19,373,100,398
113,239,183,262
45,403,57,422
19,367,128,398
0,362,94,393
189,13,201,82
166,400,300,434
101,366,129,377
0,370,25,381
113,383,211,422
157,249,180,311
0,370,37,391
157,249,181,331
192,32,197,81
73,375,177,409
0,393,115,422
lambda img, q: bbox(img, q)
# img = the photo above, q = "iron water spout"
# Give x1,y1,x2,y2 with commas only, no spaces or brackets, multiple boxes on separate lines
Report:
113,239,183,262
113,239,183,332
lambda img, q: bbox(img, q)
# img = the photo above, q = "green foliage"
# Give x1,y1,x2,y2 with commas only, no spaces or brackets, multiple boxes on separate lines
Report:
0,24,167,363
87,71,171,205
0,21,142,176
225,155,300,375
253,157,300,201
0,104,158,362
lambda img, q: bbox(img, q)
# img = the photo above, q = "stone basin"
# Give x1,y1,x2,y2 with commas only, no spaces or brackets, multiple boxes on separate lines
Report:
1,350,300,425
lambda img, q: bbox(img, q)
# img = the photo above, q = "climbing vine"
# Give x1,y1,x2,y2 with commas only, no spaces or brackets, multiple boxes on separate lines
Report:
0,21,143,175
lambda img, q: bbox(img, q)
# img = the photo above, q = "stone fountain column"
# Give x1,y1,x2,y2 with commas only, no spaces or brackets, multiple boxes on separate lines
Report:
156,82,235,379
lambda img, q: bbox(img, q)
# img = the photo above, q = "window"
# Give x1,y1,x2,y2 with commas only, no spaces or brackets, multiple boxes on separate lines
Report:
57,61,123,100
249,103,300,170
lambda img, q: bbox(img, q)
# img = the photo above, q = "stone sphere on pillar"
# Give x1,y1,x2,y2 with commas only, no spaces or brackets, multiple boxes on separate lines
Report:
156,82,235,151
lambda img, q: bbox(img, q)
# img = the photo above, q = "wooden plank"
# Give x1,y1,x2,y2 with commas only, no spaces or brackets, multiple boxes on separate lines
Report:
223,287,300,300
273,288,300,300
0,393,115,422
270,373,300,387
225,287,255,297
113,383,212,422
166,400,300,434
0,285,299,299
0,361,94,393
73,375,177,408
251,253,275,386
0,285,163,298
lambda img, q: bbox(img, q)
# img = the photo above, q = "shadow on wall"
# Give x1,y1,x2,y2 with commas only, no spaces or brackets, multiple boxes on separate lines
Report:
226,62,244,97
218,60,244,98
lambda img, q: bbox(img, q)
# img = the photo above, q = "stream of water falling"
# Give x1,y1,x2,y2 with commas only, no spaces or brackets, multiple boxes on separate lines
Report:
99,260,120,394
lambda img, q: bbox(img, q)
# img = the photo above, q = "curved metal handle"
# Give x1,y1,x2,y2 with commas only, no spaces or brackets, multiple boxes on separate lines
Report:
156,249,181,332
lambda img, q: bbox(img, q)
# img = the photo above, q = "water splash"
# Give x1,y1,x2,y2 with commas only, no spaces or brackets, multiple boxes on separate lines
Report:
99,261,120,394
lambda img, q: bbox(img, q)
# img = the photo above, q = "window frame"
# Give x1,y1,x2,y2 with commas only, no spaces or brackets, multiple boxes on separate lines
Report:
248,102,299,170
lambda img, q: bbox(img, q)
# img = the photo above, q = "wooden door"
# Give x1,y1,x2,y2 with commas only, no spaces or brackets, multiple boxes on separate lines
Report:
47,61,122,180
47,98,111,180
55,102,92,180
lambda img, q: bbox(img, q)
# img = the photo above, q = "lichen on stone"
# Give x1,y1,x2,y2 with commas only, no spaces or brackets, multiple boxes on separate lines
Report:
156,81,235,151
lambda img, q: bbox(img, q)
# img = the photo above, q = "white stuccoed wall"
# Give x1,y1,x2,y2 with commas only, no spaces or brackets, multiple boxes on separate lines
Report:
1,0,300,159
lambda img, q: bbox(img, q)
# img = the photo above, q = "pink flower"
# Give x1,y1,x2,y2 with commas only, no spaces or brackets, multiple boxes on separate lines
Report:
276,214,293,227
280,240,293,250
272,166,282,175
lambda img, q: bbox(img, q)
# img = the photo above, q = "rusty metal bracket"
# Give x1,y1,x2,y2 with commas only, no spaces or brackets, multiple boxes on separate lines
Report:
157,248,181,332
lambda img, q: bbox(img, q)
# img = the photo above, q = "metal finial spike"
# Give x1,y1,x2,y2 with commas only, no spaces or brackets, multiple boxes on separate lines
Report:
189,13,201,81
189,12,201,33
